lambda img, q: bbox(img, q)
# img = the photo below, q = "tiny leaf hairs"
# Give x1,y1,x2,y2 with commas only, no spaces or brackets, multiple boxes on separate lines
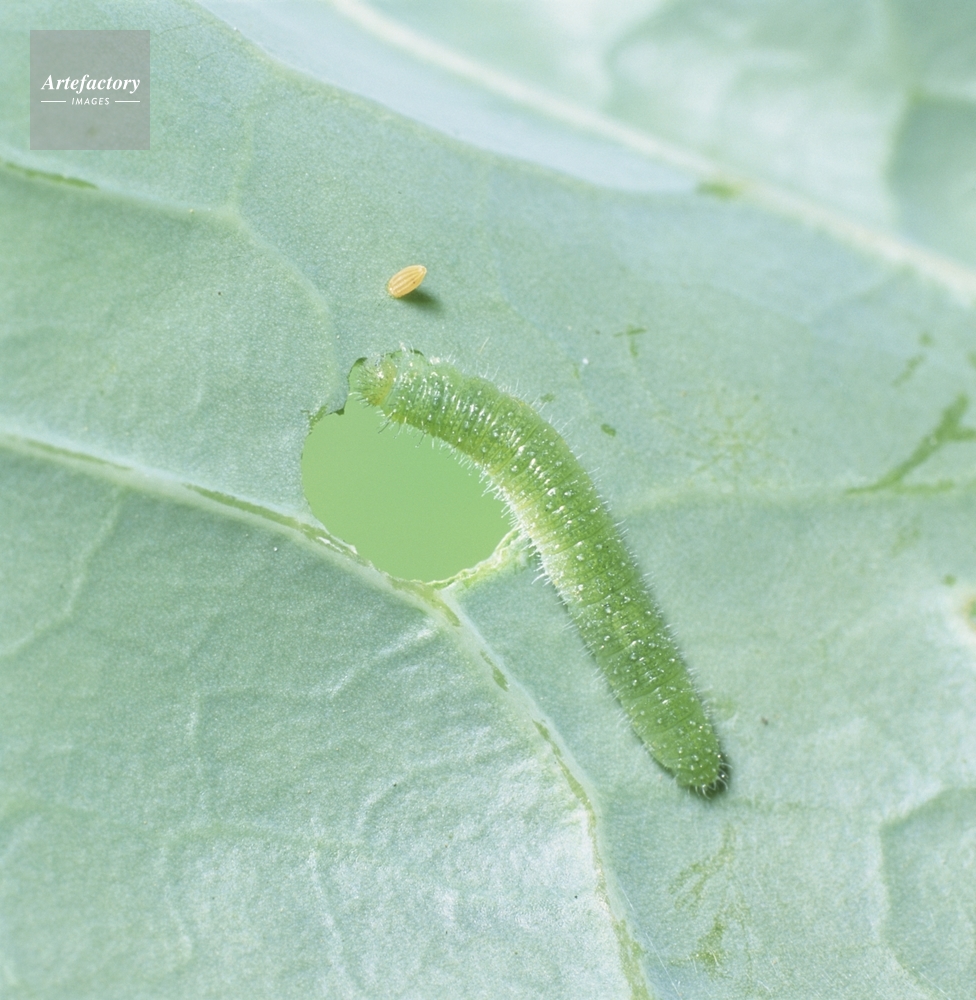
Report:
386,265,427,298
351,349,726,793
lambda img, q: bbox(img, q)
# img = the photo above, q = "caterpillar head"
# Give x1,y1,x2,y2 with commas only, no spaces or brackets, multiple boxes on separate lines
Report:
350,349,433,408
350,354,399,406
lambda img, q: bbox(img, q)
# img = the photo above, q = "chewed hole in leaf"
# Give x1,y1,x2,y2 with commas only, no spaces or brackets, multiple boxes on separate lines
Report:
302,399,508,581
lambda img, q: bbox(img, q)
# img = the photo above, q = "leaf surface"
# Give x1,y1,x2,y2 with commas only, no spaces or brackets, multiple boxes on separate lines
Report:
2,2,975,997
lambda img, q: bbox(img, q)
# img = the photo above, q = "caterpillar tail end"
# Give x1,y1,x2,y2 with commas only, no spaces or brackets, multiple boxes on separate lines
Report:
628,690,728,796
350,355,398,407
670,737,729,797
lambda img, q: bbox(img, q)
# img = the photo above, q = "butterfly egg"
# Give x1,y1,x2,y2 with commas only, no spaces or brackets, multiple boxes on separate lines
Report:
386,264,427,298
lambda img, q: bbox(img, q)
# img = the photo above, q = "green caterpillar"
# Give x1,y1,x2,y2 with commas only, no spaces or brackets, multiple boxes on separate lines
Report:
352,349,725,793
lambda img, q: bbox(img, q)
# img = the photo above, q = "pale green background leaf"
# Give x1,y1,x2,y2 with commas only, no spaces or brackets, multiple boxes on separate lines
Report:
2,2,975,998
361,0,976,268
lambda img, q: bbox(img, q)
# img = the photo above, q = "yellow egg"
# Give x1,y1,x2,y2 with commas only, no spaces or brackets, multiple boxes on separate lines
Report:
386,264,427,298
